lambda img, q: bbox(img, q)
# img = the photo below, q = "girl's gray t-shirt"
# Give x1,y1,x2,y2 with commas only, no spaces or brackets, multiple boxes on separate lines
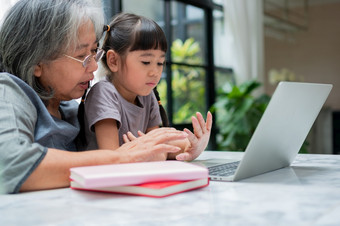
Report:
84,79,162,150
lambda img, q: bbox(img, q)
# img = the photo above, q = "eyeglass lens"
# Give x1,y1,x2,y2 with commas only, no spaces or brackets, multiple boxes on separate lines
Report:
95,49,105,62
83,49,104,67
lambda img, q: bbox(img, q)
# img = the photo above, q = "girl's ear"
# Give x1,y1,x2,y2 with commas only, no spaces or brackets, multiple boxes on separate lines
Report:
34,63,42,77
106,50,119,72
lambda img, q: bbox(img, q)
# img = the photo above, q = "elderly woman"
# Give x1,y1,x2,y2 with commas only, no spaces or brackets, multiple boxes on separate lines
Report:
0,0,212,194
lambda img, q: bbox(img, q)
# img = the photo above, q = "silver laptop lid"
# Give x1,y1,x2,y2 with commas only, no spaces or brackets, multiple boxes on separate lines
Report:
233,82,332,181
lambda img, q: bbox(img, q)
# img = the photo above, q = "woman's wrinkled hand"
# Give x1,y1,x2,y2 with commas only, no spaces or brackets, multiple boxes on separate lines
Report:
119,127,188,162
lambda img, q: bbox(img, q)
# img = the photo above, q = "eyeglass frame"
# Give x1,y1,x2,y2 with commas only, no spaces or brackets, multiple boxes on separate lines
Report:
63,48,105,68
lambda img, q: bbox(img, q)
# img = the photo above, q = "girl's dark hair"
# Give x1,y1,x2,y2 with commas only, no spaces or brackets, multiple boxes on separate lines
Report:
76,82,90,149
153,87,169,127
102,12,169,127
101,12,167,74
76,13,169,149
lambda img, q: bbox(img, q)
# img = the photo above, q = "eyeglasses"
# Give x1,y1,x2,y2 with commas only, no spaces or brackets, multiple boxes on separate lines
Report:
63,48,105,68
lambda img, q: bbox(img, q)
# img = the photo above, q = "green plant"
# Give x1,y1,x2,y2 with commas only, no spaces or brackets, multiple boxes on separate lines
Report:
171,38,201,65
211,80,270,151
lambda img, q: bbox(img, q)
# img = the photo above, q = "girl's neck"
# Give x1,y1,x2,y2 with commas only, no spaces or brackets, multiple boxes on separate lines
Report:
112,78,137,104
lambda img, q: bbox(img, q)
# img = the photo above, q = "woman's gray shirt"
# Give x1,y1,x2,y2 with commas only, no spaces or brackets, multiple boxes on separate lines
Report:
0,73,80,194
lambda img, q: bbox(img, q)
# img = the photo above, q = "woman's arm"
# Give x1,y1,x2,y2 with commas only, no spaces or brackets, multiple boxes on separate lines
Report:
20,148,118,191
20,127,188,192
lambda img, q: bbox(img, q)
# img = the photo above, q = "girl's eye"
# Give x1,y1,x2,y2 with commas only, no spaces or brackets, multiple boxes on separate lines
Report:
142,61,150,65
158,62,164,66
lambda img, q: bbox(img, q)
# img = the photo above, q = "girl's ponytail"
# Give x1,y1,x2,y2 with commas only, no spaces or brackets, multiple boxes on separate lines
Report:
153,87,169,127
75,83,89,150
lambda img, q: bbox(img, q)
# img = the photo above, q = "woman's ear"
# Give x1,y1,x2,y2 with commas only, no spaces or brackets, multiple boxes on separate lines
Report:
34,63,42,78
106,50,119,72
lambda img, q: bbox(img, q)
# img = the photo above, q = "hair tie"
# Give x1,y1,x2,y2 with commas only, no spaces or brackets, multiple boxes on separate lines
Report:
158,100,162,105
104,25,110,32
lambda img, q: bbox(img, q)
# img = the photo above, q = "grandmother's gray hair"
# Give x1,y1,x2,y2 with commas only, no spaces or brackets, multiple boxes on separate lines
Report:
0,0,104,100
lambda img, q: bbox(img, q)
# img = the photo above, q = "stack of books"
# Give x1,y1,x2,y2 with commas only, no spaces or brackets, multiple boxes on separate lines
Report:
70,161,209,198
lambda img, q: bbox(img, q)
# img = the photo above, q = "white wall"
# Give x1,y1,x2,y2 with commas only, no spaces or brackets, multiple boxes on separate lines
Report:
264,2,340,110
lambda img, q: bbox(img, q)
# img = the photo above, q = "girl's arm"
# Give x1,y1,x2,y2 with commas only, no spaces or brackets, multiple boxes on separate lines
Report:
94,119,120,150
145,125,159,133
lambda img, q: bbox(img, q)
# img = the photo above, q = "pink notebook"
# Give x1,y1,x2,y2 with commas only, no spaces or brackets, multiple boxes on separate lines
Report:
70,161,208,188
70,178,209,198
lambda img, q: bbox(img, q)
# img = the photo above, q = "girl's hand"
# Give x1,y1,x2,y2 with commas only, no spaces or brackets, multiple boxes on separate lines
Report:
175,111,212,161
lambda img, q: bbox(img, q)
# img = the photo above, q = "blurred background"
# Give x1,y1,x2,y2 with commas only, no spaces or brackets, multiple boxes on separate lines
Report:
1,0,339,154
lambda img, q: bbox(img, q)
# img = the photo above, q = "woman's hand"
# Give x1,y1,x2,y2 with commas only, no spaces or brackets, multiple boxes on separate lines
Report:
118,127,188,162
175,111,212,161
122,112,212,162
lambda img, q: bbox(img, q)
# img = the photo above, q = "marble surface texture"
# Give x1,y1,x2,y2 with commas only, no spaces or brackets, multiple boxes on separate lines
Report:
1,151,340,226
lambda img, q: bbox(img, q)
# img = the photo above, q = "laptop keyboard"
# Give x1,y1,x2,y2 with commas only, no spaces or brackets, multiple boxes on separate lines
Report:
208,161,240,176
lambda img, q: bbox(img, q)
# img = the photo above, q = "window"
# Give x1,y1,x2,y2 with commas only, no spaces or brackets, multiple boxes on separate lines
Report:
167,2,207,124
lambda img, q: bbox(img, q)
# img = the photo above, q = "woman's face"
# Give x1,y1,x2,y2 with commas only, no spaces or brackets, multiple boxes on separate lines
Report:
34,20,98,102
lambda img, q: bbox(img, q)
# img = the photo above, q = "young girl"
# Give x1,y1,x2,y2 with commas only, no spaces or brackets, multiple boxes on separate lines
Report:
81,12,212,160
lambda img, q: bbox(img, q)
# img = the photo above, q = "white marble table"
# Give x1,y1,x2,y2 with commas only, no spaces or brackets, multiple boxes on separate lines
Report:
1,151,340,226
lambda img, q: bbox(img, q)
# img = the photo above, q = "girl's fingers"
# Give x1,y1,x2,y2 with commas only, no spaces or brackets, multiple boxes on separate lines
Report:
192,112,212,137
196,112,206,132
184,128,196,143
123,134,130,143
205,111,213,131
175,152,190,161
137,130,145,136
127,131,137,141
192,116,203,138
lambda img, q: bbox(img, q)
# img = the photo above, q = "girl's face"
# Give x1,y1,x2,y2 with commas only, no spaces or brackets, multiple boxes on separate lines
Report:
112,49,166,103
34,20,98,102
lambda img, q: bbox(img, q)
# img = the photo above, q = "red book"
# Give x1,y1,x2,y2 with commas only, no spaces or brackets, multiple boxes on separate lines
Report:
70,178,209,198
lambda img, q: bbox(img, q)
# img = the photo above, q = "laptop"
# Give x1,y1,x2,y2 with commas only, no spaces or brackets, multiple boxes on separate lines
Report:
193,81,332,181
